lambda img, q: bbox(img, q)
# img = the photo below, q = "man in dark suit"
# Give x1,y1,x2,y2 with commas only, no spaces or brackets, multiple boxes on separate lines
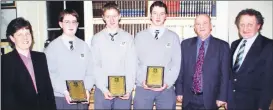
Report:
1,17,56,110
175,14,230,110
227,9,273,110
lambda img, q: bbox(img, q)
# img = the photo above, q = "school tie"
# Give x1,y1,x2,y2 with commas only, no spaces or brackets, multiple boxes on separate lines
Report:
233,40,247,72
192,41,205,93
109,32,118,41
69,41,74,50
154,30,159,40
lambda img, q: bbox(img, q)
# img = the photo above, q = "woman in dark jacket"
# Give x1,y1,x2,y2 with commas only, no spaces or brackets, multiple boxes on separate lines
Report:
1,17,56,110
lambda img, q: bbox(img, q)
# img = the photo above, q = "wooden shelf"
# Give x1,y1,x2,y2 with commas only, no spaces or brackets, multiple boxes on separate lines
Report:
92,17,217,24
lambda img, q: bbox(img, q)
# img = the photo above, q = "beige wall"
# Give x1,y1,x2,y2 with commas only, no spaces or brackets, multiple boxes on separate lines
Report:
16,1,47,52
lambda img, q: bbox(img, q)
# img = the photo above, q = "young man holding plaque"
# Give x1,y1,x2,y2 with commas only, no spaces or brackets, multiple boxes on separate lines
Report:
1,17,56,110
90,2,137,109
175,14,230,110
133,1,181,109
44,9,94,110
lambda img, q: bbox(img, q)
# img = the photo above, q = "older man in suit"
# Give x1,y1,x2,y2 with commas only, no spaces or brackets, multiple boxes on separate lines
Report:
1,17,56,110
227,9,273,110
175,14,230,110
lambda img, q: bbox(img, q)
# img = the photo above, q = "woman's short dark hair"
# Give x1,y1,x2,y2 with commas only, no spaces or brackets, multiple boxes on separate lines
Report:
235,8,264,31
6,17,34,48
150,1,168,14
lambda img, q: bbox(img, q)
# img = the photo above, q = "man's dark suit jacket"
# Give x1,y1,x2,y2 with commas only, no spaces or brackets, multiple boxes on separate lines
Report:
175,36,230,109
228,34,273,110
1,50,56,110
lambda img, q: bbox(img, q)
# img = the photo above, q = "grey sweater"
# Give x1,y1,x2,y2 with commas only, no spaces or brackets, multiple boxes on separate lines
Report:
44,36,94,97
134,28,181,89
90,28,137,94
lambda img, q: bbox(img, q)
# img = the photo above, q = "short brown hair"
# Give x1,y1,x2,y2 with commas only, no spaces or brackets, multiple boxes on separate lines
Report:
150,1,168,14
235,8,264,31
102,2,120,15
58,9,79,22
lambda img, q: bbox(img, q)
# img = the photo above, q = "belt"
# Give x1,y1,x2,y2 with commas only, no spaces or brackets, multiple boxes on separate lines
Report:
191,91,203,95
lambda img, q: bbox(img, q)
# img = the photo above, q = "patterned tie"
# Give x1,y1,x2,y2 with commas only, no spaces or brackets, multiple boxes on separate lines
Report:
154,30,159,40
109,32,118,41
69,41,74,50
233,40,247,72
193,41,205,93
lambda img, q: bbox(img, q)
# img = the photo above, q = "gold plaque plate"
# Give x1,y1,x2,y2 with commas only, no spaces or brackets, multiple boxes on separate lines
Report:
108,76,126,97
146,66,164,88
66,80,87,103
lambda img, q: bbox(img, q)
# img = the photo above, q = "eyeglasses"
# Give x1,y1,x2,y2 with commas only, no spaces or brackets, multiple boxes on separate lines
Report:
62,20,78,25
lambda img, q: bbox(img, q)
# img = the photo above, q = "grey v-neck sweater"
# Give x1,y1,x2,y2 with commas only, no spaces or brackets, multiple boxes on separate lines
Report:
90,28,137,94
134,28,181,89
44,36,94,97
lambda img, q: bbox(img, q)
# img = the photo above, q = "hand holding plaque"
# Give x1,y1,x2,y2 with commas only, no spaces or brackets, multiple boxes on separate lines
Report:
66,80,88,103
146,66,164,88
108,76,126,97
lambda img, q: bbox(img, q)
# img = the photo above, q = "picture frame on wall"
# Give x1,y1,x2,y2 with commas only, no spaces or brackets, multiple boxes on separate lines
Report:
1,1,16,9
1,8,17,41
0,41,13,55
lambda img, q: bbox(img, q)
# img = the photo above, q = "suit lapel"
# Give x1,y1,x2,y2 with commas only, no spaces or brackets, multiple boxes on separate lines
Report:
30,51,40,93
231,39,242,57
237,35,263,73
12,50,31,76
204,37,215,63
13,50,38,94
202,37,215,73
189,37,198,76
231,39,241,69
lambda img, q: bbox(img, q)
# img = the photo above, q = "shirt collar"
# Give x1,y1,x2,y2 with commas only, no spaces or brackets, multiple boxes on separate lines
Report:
18,50,31,59
197,35,211,45
149,26,166,35
61,34,76,50
105,28,120,35
242,32,259,43
103,28,121,41
61,34,76,42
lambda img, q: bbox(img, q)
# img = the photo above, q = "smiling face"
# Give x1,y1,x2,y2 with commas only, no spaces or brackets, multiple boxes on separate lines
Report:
59,14,79,37
238,15,260,39
194,14,212,40
150,6,167,27
10,28,32,51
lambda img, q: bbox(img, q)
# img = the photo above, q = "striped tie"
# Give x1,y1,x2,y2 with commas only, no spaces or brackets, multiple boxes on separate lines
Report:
233,40,247,72
154,30,159,40
69,41,74,51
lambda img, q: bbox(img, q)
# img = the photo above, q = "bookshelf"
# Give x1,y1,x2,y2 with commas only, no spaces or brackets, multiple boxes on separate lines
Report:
88,1,218,109
90,1,217,43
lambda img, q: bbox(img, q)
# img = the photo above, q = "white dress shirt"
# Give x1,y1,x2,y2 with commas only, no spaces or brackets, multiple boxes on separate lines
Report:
233,33,259,66
61,34,76,50
149,26,166,39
